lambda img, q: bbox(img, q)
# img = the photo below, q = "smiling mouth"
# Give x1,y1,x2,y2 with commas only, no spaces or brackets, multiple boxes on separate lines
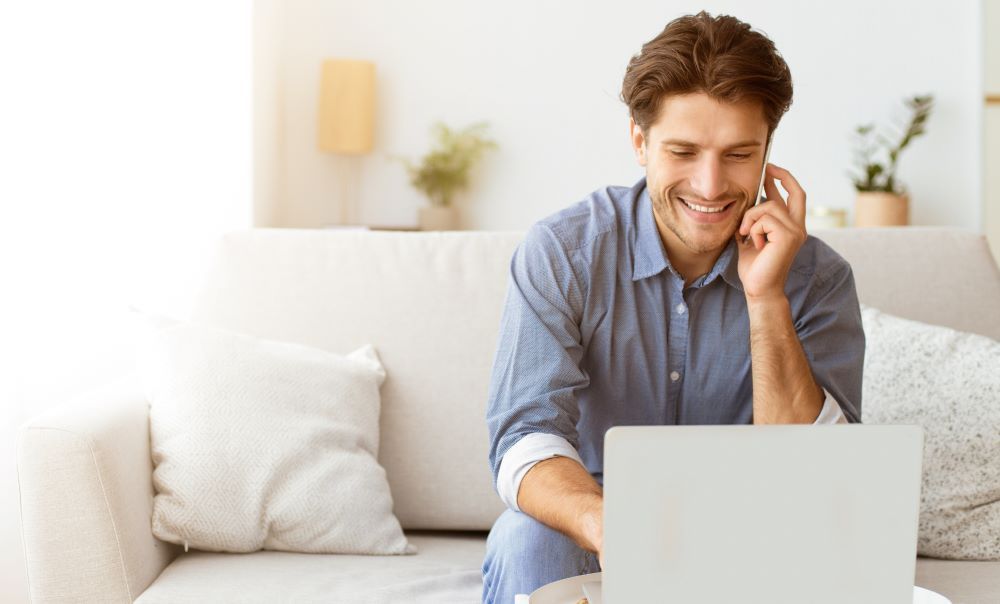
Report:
678,197,736,214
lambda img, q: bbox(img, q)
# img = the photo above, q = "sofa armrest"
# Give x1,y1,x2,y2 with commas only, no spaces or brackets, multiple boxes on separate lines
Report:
17,374,180,603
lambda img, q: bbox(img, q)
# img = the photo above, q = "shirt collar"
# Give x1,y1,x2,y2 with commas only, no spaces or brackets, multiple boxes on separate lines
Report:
631,181,744,292
706,237,744,292
631,184,671,281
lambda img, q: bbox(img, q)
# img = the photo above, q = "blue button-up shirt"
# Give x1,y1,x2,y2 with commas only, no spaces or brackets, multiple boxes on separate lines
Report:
486,178,864,487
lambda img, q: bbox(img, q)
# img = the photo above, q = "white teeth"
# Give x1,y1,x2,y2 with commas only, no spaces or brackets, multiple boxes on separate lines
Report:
681,199,729,213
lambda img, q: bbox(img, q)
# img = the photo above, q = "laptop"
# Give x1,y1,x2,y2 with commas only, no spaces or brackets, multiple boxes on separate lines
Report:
601,425,924,604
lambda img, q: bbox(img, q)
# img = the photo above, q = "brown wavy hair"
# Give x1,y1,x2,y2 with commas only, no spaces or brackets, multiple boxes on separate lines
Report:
621,11,793,137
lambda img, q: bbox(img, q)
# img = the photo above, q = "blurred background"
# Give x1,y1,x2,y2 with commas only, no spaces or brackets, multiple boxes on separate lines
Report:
0,1,997,600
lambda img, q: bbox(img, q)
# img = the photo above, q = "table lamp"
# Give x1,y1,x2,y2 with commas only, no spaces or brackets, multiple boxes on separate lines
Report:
317,59,375,225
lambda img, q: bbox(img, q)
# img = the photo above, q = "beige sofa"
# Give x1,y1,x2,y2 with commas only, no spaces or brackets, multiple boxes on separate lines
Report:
17,227,1000,603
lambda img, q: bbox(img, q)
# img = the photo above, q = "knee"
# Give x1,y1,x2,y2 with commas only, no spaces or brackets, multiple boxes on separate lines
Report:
482,509,597,604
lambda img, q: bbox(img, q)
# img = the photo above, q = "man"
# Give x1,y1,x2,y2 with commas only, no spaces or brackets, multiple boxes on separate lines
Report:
481,11,864,604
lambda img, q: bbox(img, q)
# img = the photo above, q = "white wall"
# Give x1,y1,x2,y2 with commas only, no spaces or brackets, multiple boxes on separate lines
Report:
255,0,286,227
0,2,252,601
986,0,1000,264
262,0,984,231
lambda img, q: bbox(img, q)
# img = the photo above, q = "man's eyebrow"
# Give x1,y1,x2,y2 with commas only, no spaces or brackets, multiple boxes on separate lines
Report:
660,139,697,148
659,138,763,149
724,139,763,149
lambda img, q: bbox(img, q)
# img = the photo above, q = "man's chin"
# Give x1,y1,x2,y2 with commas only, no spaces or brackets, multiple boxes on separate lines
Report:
679,225,737,254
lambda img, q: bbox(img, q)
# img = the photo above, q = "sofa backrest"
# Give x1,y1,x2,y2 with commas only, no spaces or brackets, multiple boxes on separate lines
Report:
189,226,1000,531
813,227,1000,340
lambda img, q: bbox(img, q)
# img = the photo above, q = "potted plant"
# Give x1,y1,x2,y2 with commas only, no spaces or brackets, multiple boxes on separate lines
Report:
401,121,497,231
850,94,933,227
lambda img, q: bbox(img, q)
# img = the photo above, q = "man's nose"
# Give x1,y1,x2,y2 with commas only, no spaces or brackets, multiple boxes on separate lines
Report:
689,156,728,201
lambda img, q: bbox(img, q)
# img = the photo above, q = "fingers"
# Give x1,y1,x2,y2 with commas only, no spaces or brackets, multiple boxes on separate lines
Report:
747,214,780,251
766,164,807,224
739,163,808,239
763,174,782,207
745,213,805,251
747,214,769,250
739,199,796,236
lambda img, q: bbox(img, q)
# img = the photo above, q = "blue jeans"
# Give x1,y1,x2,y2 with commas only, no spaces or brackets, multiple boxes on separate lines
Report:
481,509,601,604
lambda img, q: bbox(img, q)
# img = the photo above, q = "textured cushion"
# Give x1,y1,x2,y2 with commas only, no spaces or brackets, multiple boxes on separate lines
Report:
137,314,412,555
860,305,1000,560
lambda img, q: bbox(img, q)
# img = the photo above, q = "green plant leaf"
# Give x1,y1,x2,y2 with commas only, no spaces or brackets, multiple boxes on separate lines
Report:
399,121,498,206
850,93,932,193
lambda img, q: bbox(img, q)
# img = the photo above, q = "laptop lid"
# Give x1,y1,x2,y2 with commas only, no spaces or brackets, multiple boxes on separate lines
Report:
603,425,924,604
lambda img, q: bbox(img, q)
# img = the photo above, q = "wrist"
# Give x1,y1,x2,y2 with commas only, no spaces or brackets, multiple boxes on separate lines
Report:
745,291,789,311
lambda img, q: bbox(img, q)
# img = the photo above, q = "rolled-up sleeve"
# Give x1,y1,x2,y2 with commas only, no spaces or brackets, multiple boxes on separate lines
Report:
794,260,865,423
486,223,590,489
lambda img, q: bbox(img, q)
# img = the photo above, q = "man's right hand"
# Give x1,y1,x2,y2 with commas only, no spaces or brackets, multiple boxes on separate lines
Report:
516,456,605,565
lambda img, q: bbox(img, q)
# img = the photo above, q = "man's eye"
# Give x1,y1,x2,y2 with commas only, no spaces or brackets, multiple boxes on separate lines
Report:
728,153,751,160
670,151,694,158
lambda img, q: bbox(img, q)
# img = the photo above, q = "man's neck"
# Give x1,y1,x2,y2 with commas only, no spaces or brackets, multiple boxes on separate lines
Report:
652,211,727,287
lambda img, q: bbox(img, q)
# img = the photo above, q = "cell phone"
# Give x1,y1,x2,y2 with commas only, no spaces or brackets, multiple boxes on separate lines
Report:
741,131,774,245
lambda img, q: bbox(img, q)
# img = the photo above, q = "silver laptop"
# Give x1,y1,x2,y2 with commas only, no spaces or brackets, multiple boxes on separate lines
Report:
603,425,924,604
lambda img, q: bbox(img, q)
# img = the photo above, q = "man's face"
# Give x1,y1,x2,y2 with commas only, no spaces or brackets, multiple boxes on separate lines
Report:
630,93,770,256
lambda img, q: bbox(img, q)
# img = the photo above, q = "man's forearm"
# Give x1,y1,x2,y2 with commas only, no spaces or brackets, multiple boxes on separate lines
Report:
516,456,603,555
747,295,824,424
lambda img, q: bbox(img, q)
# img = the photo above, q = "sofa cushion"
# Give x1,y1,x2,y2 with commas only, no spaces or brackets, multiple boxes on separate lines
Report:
131,531,998,604
137,313,412,555
189,230,519,530
133,532,486,604
860,305,1000,560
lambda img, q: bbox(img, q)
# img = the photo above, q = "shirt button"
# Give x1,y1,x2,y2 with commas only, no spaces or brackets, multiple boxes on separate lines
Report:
676,303,686,315
670,371,681,382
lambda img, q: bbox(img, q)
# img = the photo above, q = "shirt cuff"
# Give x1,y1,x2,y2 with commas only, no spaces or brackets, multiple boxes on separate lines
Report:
813,388,848,424
496,433,584,512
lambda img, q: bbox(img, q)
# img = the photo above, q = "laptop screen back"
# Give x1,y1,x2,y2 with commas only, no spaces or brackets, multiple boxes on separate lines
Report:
603,425,923,604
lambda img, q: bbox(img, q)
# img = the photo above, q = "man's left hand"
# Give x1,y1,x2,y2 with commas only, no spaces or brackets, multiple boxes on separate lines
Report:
735,163,808,301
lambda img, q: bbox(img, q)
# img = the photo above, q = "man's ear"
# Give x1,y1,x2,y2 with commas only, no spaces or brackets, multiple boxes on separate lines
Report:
629,117,647,167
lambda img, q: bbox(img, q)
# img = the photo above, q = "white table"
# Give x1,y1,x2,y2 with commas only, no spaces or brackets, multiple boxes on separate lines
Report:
520,573,952,604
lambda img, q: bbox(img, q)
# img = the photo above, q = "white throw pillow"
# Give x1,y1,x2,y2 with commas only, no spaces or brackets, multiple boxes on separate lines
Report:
135,313,414,555
860,305,1000,560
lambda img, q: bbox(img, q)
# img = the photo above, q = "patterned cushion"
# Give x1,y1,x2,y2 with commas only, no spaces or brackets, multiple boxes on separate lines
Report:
861,305,1000,559
136,312,413,555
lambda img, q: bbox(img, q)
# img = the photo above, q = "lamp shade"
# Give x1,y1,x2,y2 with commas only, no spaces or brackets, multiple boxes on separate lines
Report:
317,59,375,154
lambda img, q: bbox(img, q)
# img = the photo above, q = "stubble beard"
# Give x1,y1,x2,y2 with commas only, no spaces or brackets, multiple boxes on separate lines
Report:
650,186,749,255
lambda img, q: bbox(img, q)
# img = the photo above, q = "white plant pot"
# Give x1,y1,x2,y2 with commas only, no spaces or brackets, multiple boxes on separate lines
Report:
419,205,458,231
